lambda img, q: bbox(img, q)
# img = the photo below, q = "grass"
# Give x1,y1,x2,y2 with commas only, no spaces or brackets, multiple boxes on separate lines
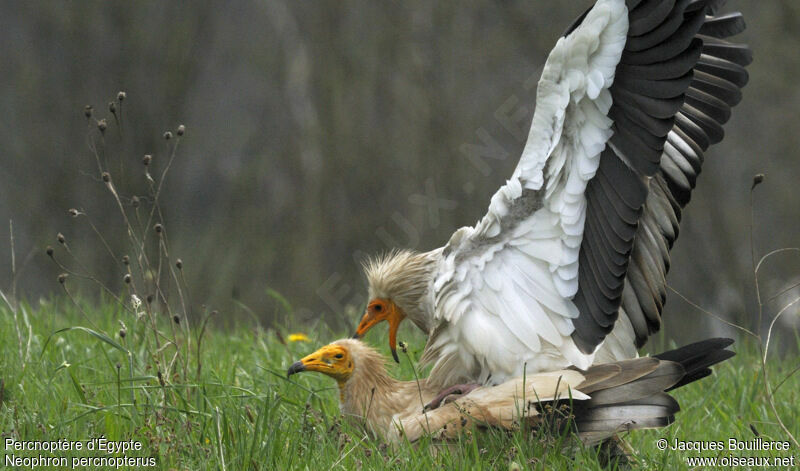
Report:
1,93,796,469
1,298,798,470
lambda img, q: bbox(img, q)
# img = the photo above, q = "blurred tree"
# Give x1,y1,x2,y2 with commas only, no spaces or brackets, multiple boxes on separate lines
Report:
0,1,797,345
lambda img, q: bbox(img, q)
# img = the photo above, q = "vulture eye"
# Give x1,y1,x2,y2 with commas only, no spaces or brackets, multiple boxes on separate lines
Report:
334,353,344,359
374,304,383,312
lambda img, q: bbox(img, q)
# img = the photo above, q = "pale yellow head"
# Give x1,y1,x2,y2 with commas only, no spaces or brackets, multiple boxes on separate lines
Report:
287,343,354,384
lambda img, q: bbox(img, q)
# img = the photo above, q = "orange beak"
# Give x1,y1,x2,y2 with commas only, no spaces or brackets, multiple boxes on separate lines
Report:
352,301,404,363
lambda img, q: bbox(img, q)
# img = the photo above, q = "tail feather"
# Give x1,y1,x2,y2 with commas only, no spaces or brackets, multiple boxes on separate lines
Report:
577,413,676,433
652,337,735,390
572,338,734,445
576,358,659,393
585,361,685,406
396,339,734,448
651,337,734,363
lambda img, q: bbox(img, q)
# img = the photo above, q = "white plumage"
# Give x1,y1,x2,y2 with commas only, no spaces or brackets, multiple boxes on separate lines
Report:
424,0,629,386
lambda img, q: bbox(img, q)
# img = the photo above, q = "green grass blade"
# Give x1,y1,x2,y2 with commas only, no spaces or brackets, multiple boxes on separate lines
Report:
67,366,88,404
41,326,130,358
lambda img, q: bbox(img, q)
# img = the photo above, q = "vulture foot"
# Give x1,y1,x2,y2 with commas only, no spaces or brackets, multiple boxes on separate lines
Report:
423,383,480,411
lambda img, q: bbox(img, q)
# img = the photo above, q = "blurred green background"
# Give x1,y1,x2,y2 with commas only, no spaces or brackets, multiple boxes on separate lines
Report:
0,1,798,344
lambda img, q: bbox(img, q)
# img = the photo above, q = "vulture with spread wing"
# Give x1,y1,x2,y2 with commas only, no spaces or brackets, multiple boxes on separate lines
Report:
353,0,751,389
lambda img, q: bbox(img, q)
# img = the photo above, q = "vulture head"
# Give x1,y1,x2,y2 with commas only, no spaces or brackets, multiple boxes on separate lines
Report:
287,342,355,383
286,338,397,417
352,249,437,363
286,343,353,384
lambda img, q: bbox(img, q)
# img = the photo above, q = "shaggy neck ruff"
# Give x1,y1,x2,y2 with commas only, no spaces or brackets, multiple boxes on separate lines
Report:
363,249,439,333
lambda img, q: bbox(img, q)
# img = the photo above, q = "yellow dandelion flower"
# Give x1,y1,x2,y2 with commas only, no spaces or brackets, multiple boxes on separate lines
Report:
287,333,310,343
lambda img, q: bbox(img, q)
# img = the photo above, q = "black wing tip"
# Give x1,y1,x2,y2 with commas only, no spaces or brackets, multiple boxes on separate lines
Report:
572,0,751,350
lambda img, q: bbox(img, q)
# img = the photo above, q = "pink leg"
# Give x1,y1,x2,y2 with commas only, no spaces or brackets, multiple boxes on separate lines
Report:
423,383,481,411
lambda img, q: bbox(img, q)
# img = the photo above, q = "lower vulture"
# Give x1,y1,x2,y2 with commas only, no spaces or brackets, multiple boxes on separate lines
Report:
288,338,734,446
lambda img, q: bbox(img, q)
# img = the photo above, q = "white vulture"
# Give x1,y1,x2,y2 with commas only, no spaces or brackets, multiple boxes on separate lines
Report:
352,0,751,391
287,338,735,445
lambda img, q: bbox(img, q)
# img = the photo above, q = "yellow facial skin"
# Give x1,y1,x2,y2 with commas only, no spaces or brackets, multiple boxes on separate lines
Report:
286,344,355,385
352,298,405,363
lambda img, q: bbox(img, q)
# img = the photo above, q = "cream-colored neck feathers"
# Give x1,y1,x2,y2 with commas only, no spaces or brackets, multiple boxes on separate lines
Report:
335,339,396,409
333,339,426,437
363,249,439,333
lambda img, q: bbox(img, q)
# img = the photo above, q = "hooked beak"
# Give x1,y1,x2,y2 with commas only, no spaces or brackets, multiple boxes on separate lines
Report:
353,302,404,363
353,310,382,339
286,344,353,383
286,361,305,378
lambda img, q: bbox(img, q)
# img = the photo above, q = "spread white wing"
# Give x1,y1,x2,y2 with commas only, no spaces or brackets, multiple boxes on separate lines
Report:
422,0,750,387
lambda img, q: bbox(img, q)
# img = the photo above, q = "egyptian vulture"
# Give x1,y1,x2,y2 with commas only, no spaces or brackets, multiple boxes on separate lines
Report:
352,0,751,389
287,338,734,445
